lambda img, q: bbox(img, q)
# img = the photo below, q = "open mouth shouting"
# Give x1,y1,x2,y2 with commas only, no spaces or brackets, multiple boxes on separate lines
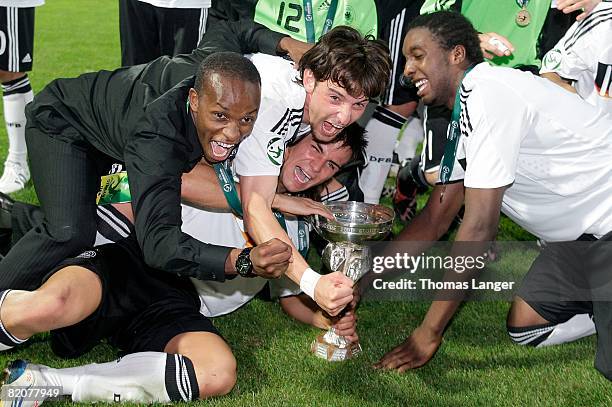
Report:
210,140,236,161
294,166,312,185
415,79,429,97
321,121,344,138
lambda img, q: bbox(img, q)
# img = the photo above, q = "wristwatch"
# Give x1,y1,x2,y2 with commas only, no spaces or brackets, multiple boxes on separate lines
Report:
235,247,255,278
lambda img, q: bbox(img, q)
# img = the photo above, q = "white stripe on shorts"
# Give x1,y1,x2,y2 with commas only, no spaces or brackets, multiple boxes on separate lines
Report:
198,8,208,44
7,7,15,71
385,8,406,106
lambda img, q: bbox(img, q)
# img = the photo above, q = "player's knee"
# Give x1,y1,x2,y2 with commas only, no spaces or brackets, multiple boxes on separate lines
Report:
507,297,548,327
198,354,237,398
38,285,74,321
46,223,95,249
17,286,72,328
0,71,26,84
507,297,555,346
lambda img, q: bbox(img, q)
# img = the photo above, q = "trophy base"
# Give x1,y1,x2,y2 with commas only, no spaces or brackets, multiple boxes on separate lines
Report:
310,333,362,362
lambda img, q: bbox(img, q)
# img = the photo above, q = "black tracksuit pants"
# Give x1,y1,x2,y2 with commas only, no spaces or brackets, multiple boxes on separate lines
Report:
0,123,111,290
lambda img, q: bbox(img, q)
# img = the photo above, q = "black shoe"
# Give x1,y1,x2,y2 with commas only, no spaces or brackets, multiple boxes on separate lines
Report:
0,192,13,230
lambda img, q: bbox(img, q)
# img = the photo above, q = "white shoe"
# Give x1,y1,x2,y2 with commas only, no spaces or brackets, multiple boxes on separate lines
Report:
0,162,29,194
0,360,50,407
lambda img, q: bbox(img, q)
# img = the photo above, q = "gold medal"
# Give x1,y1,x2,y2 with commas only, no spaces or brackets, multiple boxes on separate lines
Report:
516,7,531,27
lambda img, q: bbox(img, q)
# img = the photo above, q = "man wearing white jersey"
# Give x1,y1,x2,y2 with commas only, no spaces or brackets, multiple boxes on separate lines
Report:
540,0,612,113
0,0,44,193
225,26,390,317
374,11,612,380
0,127,364,405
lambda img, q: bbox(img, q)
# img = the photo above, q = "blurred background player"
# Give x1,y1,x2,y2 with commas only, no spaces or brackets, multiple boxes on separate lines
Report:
540,0,612,113
119,0,210,66
0,0,44,193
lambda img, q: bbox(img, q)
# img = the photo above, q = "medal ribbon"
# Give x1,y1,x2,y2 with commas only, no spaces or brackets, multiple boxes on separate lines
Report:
213,161,243,216
303,0,339,43
515,0,529,7
213,162,309,258
439,66,474,185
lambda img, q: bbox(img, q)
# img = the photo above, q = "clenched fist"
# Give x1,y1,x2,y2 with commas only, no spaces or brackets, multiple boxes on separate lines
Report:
314,271,354,316
251,238,292,279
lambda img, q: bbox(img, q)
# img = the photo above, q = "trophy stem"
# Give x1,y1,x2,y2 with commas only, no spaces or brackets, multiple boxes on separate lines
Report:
311,241,369,361
309,201,394,362
311,330,362,362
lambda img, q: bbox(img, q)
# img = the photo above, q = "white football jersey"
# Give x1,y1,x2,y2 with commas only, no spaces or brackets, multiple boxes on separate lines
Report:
233,53,309,178
180,204,304,317
444,62,612,241
540,1,612,114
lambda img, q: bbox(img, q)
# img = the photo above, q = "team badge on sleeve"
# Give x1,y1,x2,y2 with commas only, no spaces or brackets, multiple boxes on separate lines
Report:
542,49,562,71
267,137,284,166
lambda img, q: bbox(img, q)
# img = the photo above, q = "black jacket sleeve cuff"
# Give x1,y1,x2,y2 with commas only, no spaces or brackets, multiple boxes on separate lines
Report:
196,245,233,282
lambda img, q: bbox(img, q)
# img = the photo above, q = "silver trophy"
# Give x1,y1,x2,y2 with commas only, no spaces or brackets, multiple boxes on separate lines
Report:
310,201,394,361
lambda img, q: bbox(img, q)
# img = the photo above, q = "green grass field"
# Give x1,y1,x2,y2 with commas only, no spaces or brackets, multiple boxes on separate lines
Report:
0,1,610,405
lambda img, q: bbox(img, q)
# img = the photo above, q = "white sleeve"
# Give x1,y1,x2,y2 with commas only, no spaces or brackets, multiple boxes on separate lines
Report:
461,85,525,189
540,26,591,81
233,98,288,177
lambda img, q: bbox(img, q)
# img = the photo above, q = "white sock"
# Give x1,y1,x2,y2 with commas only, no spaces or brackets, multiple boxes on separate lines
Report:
40,352,199,403
395,116,423,163
537,313,596,347
2,80,33,166
508,313,596,347
359,106,407,204
0,290,28,351
38,364,82,396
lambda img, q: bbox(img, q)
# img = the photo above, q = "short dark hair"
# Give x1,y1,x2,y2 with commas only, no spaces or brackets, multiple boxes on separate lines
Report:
288,122,367,165
298,26,391,99
333,122,368,164
292,123,367,200
194,51,261,93
407,11,484,66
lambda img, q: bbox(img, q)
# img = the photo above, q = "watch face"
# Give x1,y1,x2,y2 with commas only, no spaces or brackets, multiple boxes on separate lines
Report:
236,249,253,277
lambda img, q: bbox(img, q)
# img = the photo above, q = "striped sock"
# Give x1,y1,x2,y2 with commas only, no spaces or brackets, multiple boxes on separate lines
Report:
70,352,199,403
2,75,32,165
0,290,27,350
507,314,595,347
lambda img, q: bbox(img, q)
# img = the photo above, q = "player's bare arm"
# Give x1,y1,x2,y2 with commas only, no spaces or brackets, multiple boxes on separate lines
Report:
375,186,507,371
540,72,577,94
240,174,354,317
396,182,465,243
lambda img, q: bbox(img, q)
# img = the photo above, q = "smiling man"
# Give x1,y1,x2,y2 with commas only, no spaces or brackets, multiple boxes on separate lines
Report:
225,26,391,317
375,11,612,380
0,126,364,405
0,52,265,292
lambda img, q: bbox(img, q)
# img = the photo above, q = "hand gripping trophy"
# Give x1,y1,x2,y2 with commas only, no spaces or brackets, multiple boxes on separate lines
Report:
310,201,394,361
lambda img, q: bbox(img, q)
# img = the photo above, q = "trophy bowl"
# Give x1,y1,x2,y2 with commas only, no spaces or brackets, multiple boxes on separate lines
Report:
311,201,394,243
